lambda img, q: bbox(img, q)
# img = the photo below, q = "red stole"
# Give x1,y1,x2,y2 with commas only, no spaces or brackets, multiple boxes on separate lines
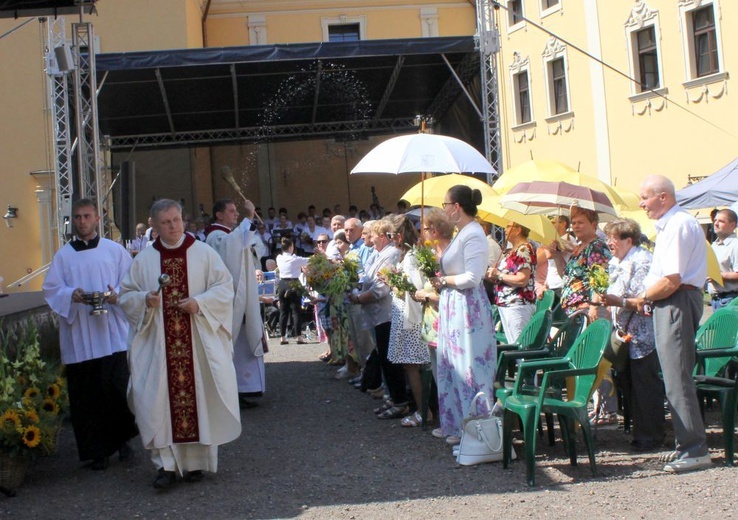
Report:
153,234,200,443
204,222,231,238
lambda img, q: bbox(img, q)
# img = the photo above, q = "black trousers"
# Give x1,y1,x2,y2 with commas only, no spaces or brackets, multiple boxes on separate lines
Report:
66,351,138,462
615,349,665,445
374,321,408,405
278,279,302,337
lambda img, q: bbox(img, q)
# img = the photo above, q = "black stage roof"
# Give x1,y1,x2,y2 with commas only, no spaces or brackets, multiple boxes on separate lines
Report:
95,36,480,151
0,0,96,19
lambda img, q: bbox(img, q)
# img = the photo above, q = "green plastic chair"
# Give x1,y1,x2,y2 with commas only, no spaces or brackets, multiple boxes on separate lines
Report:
492,306,508,344
535,289,555,313
502,318,611,487
693,307,738,466
494,309,553,400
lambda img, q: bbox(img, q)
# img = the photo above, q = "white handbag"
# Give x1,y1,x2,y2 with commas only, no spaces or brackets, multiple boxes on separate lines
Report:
456,391,515,466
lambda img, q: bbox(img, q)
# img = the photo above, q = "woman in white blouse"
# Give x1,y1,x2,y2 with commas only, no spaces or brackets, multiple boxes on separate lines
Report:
431,185,497,446
276,237,309,345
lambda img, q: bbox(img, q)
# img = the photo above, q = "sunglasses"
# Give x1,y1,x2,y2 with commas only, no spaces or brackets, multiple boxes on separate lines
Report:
316,239,329,244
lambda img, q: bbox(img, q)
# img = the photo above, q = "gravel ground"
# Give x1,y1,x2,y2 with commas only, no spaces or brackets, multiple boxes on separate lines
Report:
1,335,735,520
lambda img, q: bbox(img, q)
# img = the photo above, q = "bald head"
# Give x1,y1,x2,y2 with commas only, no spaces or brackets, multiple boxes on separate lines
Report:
640,175,677,220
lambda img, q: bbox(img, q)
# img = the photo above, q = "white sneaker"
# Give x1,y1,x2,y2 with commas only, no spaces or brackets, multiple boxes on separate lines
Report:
335,366,354,380
663,454,712,473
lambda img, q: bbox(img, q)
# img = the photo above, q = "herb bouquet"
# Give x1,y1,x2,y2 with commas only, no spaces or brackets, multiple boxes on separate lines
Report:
412,241,441,280
378,265,417,299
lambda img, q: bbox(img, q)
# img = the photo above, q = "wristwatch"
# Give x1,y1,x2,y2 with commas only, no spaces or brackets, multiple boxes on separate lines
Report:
440,277,447,288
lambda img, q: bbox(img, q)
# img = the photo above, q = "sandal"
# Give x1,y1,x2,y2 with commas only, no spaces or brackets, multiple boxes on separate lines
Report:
590,414,618,426
377,405,409,420
400,411,425,427
373,401,394,415
319,352,331,362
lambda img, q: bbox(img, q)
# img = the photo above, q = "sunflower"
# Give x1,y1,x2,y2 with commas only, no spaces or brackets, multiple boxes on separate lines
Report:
16,375,28,387
42,398,60,415
46,383,61,399
24,409,40,423
22,425,42,448
24,386,41,400
1,409,21,431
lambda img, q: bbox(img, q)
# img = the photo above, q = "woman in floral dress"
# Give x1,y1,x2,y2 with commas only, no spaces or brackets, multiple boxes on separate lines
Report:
431,185,497,446
486,222,537,343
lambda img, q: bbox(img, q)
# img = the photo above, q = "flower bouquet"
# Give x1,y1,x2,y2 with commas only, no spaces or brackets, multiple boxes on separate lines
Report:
306,253,360,298
412,241,440,280
378,265,417,299
588,264,610,295
1,322,68,468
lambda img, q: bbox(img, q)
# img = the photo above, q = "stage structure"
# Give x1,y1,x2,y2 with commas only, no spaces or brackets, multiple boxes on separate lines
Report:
44,16,106,247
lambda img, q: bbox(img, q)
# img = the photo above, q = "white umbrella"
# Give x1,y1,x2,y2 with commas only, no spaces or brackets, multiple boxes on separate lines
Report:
350,133,495,175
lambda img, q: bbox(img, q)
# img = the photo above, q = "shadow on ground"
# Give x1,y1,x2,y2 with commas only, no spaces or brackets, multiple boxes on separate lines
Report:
1,339,732,519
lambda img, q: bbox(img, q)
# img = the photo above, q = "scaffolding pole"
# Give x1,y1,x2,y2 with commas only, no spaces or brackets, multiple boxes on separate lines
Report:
475,0,502,184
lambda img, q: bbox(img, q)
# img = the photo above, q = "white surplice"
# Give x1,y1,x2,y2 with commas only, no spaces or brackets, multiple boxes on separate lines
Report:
43,238,131,364
120,237,241,475
206,218,266,393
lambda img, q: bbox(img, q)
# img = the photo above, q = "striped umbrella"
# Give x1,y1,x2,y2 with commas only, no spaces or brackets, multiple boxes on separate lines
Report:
500,180,619,221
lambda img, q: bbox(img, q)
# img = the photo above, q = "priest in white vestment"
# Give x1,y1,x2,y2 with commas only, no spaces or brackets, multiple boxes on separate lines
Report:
120,199,241,489
205,199,266,407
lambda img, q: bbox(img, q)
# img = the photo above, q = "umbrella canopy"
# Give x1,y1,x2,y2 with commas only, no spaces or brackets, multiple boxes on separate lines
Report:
500,181,619,221
350,133,495,175
492,159,626,208
611,186,641,211
399,173,497,207
476,200,559,244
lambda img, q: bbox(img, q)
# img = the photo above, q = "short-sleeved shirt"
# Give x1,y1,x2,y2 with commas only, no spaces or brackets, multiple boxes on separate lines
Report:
607,246,655,359
494,242,536,307
645,205,707,290
710,235,738,294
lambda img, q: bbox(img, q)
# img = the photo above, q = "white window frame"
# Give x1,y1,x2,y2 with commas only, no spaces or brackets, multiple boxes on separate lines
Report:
321,15,366,42
540,0,561,19
509,52,534,128
542,38,571,118
506,0,526,34
624,3,665,98
678,0,725,84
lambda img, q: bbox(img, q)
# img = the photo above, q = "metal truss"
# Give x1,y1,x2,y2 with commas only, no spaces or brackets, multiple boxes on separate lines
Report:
476,0,502,183
44,17,73,247
71,22,105,217
107,118,419,151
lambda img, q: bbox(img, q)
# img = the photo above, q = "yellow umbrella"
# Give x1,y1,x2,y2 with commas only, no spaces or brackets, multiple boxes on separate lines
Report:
492,159,627,208
613,209,723,286
400,175,558,244
611,186,641,211
477,198,559,245
399,173,497,207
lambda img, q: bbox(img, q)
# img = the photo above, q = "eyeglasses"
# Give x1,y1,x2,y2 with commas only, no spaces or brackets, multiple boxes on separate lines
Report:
316,239,329,244
441,202,455,208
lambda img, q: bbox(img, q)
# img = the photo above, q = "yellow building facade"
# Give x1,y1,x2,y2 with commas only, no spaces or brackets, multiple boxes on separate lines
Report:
2,0,733,291
496,0,736,196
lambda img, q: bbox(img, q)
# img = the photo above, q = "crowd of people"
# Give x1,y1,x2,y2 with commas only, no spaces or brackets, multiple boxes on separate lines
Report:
41,174,737,491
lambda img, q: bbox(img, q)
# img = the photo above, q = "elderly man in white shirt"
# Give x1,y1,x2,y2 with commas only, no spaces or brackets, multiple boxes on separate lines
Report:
636,175,710,474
